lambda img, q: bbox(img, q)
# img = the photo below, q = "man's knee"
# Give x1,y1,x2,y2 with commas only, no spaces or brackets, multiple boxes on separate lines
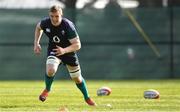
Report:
46,56,60,77
46,68,56,77
72,76,82,84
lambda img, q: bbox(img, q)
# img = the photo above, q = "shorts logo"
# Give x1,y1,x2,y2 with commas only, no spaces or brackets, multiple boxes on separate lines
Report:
46,28,50,33
50,52,55,55
53,36,60,43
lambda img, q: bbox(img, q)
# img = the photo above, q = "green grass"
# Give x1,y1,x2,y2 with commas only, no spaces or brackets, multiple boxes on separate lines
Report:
0,80,180,112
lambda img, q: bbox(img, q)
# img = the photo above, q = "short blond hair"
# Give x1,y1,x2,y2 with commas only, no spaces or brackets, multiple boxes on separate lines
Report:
49,5,63,15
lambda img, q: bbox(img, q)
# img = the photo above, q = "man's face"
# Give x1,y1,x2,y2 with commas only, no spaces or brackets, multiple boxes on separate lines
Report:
49,11,62,26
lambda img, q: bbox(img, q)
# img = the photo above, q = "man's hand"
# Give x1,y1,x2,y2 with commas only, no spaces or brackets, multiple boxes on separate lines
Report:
53,45,66,56
34,44,41,55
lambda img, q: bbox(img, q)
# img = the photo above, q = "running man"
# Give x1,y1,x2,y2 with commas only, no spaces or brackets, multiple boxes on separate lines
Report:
33,5,96,106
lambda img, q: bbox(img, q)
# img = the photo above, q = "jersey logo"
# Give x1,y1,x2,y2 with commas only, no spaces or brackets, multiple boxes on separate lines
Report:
53,36,60,43
46,28,50,33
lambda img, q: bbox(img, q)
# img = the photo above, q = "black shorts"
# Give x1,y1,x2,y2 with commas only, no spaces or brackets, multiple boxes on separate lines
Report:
47,50,79,66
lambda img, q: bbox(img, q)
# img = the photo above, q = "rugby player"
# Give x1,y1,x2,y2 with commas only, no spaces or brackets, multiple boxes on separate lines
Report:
33,5,96,106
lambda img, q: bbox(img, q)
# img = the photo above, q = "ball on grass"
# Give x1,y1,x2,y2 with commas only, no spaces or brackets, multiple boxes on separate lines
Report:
144,89,160,99
97,87,112,96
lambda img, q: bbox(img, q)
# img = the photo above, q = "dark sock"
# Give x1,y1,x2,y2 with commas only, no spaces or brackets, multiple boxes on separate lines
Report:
76,78,89,100
45,74,55,91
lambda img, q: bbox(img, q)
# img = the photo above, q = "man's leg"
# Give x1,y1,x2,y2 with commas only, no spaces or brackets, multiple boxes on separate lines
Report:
45,74,55,92
39,56,61,102
67,65,96,106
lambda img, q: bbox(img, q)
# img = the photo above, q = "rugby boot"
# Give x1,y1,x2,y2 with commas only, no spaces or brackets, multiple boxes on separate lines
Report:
39,89,49,102
85,98,96,106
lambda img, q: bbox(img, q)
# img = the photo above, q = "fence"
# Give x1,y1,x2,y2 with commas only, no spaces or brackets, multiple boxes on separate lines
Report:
0,7,180,80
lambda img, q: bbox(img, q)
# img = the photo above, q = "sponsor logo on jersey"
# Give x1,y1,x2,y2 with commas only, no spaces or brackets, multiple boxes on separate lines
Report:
53,36,60,43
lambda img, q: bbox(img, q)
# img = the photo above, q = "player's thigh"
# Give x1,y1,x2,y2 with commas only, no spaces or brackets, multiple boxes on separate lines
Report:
61,54,81,78
66,65,80,72
61,54,79,66
66,65,82,83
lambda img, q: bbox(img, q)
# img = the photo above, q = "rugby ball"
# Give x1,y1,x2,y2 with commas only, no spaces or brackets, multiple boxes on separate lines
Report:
144,89,160,99
97,87,112,96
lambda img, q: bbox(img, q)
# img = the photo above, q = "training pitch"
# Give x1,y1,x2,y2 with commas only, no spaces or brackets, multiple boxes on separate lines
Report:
0,80,180,112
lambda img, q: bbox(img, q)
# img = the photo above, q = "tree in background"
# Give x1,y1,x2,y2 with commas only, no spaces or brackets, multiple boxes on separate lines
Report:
138,0,180,7
138,0,163,7
57,0,98,23
56,0,180,23
169,0,180,6
57,0,77,23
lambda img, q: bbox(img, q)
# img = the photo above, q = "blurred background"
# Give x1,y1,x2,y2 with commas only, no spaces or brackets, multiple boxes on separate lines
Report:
0,0,180,80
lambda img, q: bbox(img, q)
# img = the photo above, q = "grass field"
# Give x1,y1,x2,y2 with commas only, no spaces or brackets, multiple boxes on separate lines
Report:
0,80,180,112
